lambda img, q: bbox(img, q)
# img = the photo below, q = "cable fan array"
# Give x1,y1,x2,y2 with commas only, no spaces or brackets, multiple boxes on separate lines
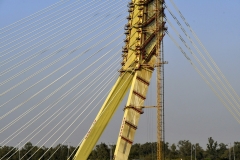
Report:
164,0,240,124
1,0,239,159
0,0,129,159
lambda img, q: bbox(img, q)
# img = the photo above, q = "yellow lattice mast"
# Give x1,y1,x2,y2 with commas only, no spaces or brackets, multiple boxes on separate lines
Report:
155,1,165,160
74,0,166,159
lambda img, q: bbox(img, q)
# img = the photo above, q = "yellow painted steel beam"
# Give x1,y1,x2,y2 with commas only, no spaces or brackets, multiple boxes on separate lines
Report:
114,0,165,159
114,66,155,160
74,0,165,159
74,72,134,160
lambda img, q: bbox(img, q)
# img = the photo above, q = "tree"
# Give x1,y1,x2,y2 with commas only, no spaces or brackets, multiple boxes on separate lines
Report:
88,143,109,160
163,142,170,159
21,142,34,160
129,143,141,159
32,147,45,160
178,140,192,160
217,143,228,160
194,143,204,160
0,140,239,159
206,137,218,160
140,142,155,158
233,142,240,160
0,146,17,160
168,143,179,159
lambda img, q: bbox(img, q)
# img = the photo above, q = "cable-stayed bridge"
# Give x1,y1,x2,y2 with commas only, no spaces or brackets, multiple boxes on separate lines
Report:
1,0,240,159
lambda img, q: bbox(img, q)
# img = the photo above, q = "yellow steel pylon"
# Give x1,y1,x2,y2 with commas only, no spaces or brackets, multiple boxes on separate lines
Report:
74,0,166,159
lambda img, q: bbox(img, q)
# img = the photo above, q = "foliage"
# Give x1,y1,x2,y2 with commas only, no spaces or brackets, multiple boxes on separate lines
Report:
0,138,239,160
88,143,110,160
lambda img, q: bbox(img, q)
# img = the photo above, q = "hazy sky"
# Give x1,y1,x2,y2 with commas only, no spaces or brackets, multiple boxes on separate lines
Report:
0,0,240,150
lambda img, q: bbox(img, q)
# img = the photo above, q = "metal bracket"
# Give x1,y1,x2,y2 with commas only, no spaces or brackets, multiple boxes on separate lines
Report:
154,61,168,67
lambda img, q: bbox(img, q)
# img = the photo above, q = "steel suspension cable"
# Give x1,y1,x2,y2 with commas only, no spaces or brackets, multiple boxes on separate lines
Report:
0,24,124,120
21,56,121,160
165,5,240,111
21,45,123,160
0,32,123,125
169,0,240,104
3,46,121,160
165,4,240,115
0,53,120,147
0,0,109,60
0,0,88,43
1,55,121,160
0,0,130,157
0,1,67,34
47,71,120,159
41,63,133,160
0,14,125,99
166,31,240,124
0,0,123,67
0,1,111,55
166,17,240,117
1,43,122,133
0,1,124,86
37,68,120,160
68,68,135,159
7,62,120,160
0,10,97,66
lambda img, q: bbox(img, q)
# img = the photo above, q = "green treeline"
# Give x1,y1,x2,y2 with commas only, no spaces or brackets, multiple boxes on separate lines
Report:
0,137,239,160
